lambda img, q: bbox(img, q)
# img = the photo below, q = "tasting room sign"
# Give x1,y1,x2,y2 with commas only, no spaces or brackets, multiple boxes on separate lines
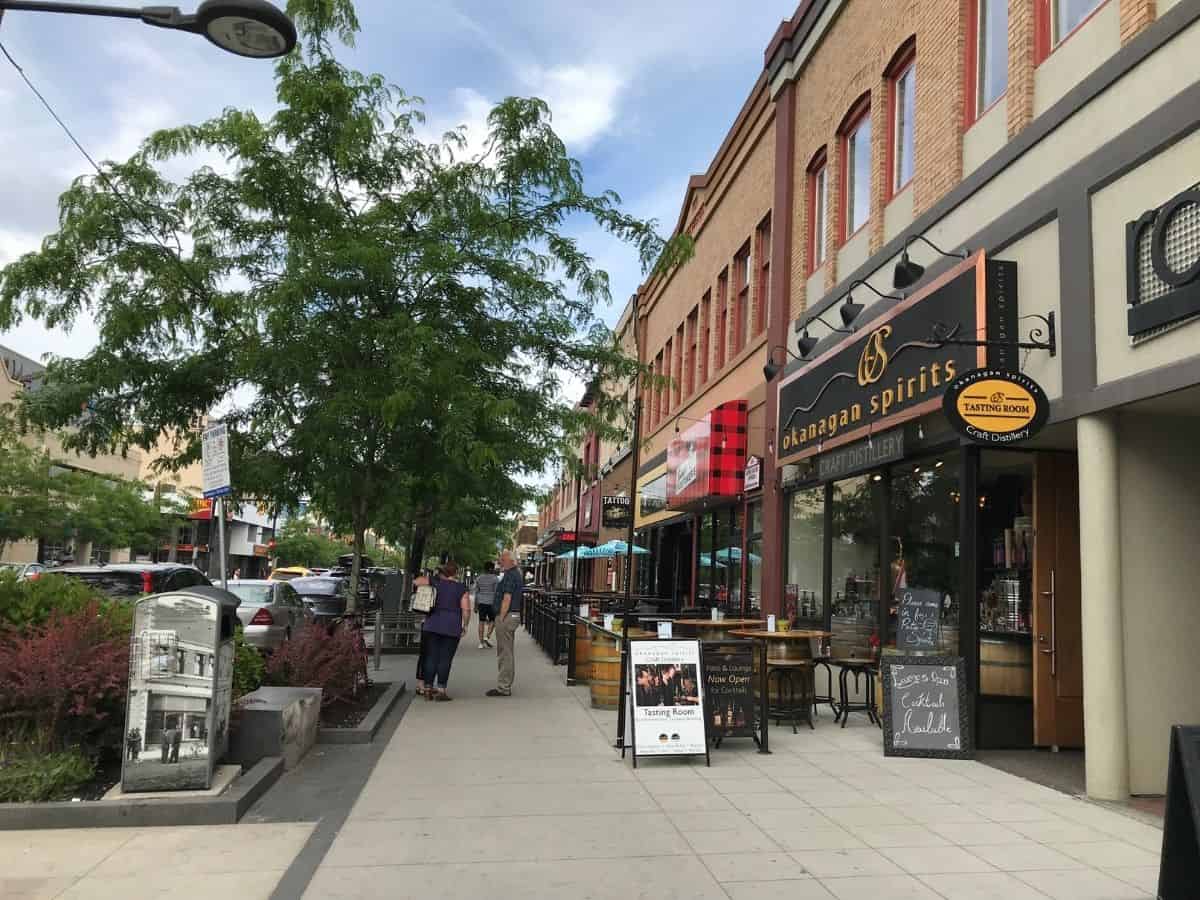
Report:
942,368,1049,445
881,655,973,759
629,640,709,766
776,254,1017,464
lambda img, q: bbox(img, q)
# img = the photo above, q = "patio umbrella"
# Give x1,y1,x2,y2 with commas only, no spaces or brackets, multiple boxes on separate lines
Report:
714,546,762,564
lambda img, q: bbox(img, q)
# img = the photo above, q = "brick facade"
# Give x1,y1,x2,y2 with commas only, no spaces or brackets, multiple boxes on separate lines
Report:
1119,0,1156,44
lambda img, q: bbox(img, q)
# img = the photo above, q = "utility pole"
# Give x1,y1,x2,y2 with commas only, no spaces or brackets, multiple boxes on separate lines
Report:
617,291,642,751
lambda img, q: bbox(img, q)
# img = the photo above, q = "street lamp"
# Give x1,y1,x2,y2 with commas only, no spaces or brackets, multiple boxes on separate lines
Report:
0,1,297,58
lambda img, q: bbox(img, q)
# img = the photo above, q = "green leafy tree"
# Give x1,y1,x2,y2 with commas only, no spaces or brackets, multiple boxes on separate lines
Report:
271,518,347,568
0,0,687,609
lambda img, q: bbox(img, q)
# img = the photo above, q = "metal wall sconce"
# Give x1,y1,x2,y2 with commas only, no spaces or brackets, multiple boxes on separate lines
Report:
763,344,804,382
894,234,969,290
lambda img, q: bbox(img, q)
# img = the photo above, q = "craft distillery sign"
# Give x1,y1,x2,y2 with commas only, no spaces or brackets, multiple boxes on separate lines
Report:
629,640,708,762
776,254,1017,464
880,655,972,759
943,368,1049,445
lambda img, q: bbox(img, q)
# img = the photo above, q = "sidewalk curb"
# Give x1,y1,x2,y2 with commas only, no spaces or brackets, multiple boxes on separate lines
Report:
317,680,406,745
0,757,284,830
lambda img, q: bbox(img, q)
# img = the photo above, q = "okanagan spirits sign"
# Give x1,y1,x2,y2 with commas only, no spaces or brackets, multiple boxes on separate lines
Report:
776,254,1017,464
881,655,972,759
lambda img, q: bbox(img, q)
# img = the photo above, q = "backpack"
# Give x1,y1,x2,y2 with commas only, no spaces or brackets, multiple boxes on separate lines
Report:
412,582,436,613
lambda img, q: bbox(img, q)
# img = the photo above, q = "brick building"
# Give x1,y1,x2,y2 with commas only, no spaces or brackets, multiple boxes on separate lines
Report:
554,0,1200,802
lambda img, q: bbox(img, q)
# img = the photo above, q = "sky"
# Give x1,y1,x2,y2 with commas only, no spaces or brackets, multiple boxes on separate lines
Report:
0,0,798,365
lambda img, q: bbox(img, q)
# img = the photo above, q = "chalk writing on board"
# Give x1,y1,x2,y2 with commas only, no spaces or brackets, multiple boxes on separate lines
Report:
896,588,942,651
881,656,971,758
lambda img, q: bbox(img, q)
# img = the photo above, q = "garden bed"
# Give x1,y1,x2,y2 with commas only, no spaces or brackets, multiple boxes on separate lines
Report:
318,681,406,745
320,682,390,730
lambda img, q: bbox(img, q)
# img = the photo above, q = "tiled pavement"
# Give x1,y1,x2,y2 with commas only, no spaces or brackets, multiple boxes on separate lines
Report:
0,630,1164,899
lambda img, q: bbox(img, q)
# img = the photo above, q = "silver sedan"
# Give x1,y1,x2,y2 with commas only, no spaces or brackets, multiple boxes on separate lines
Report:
228,579,310,651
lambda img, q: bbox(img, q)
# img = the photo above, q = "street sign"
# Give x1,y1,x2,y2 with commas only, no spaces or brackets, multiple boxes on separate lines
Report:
201,422,232,499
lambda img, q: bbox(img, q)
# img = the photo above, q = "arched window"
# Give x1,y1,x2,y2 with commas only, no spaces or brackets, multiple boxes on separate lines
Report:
806,147,829,270
838,93,872,241
885,37,916,197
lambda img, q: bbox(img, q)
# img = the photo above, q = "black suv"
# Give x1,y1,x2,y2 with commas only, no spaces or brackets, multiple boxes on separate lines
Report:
49,563,212,599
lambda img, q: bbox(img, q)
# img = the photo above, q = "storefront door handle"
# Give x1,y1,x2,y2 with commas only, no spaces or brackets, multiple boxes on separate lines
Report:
1038,570,1056,676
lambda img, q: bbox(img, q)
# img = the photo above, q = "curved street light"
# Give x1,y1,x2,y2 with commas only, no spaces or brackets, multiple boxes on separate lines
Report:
0,1,297,58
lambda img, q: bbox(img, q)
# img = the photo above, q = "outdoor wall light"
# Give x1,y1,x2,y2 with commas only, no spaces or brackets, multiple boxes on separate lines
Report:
893,234,970,290
763,344,803,382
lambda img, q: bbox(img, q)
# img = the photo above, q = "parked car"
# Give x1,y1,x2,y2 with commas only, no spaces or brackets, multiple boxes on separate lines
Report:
269,566,313,582
226,579,310,651
289,575,352,622
0,561,46,581
50,563,211,599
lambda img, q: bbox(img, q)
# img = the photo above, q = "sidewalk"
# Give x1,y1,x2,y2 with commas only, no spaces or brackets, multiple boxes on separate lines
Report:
304,632,1163,900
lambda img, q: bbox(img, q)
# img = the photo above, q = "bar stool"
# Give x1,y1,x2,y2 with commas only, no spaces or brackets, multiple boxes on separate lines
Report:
831,659,880,728
766,660,814,733
811,655,838,719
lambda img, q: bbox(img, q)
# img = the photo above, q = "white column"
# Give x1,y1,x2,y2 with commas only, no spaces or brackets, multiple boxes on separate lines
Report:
1077,412,1129,801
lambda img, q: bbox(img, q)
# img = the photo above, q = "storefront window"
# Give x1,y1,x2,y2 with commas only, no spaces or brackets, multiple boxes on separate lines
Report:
889,455,961,654
785,487,825,625
746,502,762,615
830,475,881,659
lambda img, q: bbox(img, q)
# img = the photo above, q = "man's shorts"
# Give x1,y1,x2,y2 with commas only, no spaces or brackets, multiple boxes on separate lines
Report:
477,603,496,623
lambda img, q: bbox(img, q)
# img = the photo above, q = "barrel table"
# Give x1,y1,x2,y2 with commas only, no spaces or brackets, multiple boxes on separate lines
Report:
587,623,651,709
573,620,593,683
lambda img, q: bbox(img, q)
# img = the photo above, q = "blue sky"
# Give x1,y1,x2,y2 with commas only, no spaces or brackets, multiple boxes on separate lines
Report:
0,0,797,360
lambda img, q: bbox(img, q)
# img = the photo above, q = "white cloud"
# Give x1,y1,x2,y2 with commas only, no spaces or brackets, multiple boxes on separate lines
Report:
521,63,625,151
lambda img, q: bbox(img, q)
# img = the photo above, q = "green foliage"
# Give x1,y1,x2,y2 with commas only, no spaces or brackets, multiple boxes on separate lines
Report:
0,748,95,802
272,519,347,568
0,571,110,629
232,628,266,699
0,5,690,610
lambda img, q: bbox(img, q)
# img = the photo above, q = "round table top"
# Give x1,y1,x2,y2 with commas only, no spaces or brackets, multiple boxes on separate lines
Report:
684,618,766,629
729,629,833,640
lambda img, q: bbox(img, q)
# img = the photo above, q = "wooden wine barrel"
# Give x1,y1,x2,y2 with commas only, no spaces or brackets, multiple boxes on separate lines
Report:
574,621,592,683
980,637,1033,697
590,630,622,709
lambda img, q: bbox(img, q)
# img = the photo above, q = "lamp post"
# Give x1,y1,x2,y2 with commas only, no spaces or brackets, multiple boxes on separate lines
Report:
0,1,296,57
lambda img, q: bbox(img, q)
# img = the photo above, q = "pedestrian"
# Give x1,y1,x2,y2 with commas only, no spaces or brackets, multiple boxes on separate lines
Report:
160,726,174,763
170,726,182,763
232,568,241,580
473,560,500,649
418,561,471,701
413,570,432,697
487,548,524,698
126,728,141,761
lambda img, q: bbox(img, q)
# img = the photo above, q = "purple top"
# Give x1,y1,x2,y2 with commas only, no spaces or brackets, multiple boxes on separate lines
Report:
421,578,468,638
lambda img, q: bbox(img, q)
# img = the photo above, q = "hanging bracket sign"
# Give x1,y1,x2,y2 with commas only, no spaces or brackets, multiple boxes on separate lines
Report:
942,368,1049,445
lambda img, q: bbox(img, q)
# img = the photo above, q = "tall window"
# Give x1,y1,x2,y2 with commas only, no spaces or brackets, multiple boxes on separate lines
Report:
685,308,698,396
755,215,770,335
716,269,729,370
673,325,684,407
808,151,828,270
663,338,673,416
734,243,751,352
653,351,663,426
700,291,711,386
971,0,1008,118
841,100,872,239
889,50,916,195
1053,0,1104,45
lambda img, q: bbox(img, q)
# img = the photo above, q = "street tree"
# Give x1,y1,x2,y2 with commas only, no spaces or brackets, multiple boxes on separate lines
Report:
271,518,347,569
0,0,687,608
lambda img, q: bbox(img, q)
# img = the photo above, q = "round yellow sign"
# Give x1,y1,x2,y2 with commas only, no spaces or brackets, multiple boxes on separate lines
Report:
954,378,1037,433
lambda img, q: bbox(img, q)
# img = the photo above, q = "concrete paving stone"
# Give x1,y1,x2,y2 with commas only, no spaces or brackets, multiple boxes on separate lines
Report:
818,773,908,792
819,804,915,827
666,809,756,832
1103,865,1160,894
871,787,951,806
1049,839,1161,869
936,786,1007,804
89,823,315,877
917,871,1056,899
322,812,689,867
0,877,78,899
708,776,785,795
928,821,1033,845
748,760,828,777
683,825,781,854
60,869,285,900
843,824,953,848
302,855,730,900
900,802,988,825
350,777,657,820
786,788,878,807
965,842,1089,871
1014,867,1153,899
790,848,904,878
1008,818,1119,843
971,801,1065,822
641,781,727,800
363,755,635,786
879,844,996,874
819,873,946,900
701,850,811,882
653,791,737,812
0,827,139,879
773,828,868,851
722,880,835,899
900,772,985,791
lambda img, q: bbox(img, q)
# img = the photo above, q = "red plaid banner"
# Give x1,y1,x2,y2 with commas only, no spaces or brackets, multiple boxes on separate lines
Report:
666,400,748,509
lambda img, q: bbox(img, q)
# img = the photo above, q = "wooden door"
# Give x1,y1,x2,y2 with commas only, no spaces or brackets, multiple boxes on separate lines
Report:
1033,453,1084,748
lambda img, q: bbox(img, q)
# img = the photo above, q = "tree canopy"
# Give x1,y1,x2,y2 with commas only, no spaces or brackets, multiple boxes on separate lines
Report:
0,0,686,606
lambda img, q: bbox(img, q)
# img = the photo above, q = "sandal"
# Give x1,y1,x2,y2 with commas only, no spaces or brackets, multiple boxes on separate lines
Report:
434,693,453,702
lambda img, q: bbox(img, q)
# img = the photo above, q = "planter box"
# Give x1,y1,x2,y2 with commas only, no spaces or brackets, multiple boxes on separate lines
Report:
318,681,406,745
229,686,323,770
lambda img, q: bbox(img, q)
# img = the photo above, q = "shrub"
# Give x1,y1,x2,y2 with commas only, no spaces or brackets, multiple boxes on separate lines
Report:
0,601,129,753
0,749,95,802
265,622,367,706
232,627,265,699
0,571,124,631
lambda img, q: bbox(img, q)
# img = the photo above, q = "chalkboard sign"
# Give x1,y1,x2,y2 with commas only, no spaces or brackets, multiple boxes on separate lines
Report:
881,655,972,759
702,643,756,743
896,588,942,651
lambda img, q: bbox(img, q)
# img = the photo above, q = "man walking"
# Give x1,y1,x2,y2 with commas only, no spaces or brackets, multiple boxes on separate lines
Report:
473,560,500,649
487,549,523,697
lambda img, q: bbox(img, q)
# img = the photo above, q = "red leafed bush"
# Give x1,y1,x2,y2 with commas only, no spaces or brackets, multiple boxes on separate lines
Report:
264,622,367,706
0,601,130,752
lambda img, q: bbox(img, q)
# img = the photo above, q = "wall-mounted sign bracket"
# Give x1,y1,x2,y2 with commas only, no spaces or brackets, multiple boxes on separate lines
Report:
928,312,1056,357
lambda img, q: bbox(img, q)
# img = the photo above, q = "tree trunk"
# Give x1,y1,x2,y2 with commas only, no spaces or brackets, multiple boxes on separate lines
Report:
406,523,427,577
348,520,366,615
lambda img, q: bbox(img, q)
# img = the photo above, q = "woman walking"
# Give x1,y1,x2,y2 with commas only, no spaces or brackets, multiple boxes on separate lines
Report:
419,561,471,701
